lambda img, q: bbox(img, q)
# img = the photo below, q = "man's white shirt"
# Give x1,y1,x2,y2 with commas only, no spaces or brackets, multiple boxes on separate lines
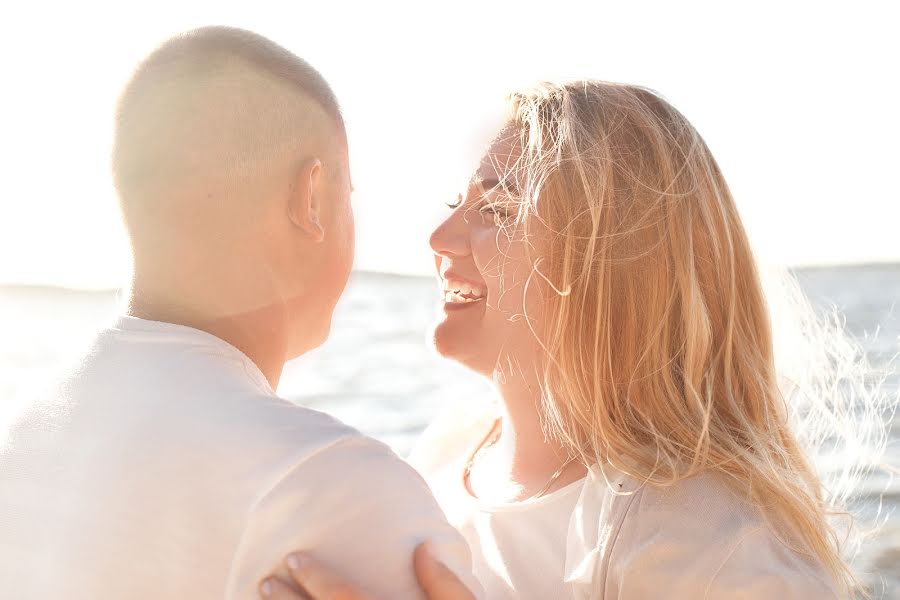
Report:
0,316,479,599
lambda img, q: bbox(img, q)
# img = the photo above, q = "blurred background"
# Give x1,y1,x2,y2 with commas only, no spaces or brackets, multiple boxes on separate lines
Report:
1,0,898,595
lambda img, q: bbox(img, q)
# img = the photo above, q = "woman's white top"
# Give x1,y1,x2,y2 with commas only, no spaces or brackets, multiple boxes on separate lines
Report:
410,402,840,600
0,316,479,600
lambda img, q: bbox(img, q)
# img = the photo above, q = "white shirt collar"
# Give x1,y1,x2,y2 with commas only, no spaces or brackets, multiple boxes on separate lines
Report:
111,315,275,395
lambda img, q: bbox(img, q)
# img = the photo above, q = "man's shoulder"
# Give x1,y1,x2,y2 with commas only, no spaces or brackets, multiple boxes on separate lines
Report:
228,415,476,600
254,402,417,485
242,400,438,528
212,392,371,458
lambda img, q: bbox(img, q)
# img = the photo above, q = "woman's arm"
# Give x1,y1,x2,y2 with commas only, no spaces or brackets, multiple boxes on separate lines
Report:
258,543,476,600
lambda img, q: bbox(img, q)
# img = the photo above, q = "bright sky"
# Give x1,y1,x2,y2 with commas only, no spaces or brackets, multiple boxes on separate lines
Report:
1,1,898,289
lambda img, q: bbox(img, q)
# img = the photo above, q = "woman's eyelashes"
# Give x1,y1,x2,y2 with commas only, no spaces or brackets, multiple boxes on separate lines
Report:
445,193,463,210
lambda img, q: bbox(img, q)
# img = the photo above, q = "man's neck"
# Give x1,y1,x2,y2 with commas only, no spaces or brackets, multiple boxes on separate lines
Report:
127,284,288,390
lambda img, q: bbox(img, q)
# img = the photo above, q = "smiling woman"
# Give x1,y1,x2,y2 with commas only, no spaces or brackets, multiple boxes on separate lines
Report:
420,81,894,600
263,79,892,600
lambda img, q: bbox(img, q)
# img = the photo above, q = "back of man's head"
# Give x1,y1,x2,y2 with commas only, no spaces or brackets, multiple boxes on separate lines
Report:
114,26,344,210
114,27,355,365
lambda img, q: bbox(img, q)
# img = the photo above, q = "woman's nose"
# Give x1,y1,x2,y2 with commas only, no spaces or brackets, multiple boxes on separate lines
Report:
429,197,471,258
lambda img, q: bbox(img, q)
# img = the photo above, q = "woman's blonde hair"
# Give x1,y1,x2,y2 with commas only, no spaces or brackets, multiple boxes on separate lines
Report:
500,80,892,596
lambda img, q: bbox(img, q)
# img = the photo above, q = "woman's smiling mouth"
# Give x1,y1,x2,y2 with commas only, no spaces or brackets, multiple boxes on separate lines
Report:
441,276,486,306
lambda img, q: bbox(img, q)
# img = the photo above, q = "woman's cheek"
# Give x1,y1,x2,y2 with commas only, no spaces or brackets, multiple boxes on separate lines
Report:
472,224,533,316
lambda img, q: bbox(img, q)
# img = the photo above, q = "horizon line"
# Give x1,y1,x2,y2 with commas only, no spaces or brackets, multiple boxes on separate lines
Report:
2,260,900,295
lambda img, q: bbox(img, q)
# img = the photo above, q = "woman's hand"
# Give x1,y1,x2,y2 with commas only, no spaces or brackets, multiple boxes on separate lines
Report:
259,543,477,600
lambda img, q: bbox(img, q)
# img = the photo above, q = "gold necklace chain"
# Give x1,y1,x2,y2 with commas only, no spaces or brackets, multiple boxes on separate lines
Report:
463,419,579,500
533,454,580,497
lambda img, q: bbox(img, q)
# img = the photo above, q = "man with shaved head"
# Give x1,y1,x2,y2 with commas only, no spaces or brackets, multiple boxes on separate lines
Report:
0,27,478,599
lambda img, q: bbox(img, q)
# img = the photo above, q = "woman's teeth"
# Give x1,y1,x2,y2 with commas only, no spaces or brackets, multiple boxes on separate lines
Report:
442,278,486,304
443,291,482,304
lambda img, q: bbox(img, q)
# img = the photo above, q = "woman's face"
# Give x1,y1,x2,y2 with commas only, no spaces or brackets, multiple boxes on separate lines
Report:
429,125,545,376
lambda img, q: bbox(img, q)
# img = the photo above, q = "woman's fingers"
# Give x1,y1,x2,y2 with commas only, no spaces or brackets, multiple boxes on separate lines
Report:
281,553,371,600
260,546,474,600
259,575,309,600
258,554,364,600
413,543,477,600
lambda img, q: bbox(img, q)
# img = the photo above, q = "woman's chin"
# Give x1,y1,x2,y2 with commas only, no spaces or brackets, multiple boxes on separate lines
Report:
431,320,496,375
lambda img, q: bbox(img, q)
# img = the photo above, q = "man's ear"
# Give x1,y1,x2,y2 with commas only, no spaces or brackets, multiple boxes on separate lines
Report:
288,157,325,243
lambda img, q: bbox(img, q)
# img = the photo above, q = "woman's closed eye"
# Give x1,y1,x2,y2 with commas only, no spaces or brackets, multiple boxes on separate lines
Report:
477,200,516,226
479,202,509,217
445,194,463,210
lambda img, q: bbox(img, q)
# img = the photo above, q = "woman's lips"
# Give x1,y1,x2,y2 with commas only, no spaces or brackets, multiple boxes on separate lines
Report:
442,296,485,311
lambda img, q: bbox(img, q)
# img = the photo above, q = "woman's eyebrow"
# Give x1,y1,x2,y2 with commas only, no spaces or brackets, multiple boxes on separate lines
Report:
467,175,520,200
470,176,502,192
